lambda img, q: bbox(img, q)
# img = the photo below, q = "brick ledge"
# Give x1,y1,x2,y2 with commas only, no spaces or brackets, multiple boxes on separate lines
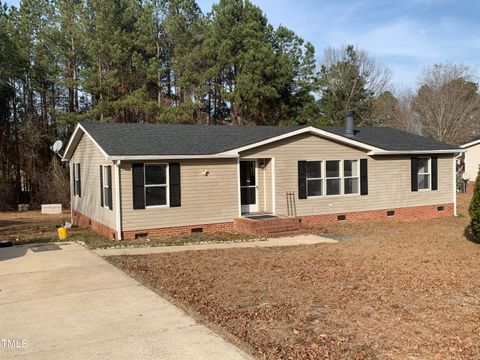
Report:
72,211,117,239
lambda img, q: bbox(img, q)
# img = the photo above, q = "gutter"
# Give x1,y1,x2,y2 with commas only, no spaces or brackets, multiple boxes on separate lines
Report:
368,149,464,155
109,154,238,161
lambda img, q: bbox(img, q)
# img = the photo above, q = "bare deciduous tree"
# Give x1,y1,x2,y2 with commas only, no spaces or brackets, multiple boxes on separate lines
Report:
412,63,480,144
372,89,422,134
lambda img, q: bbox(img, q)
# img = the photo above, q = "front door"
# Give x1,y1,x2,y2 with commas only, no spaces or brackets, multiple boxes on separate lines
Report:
240,160,258,214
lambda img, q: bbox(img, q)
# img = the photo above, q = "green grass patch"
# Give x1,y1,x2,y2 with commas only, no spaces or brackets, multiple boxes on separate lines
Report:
81,231,256,249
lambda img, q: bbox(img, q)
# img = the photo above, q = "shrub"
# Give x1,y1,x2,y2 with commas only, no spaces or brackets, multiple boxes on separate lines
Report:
468,168,480,242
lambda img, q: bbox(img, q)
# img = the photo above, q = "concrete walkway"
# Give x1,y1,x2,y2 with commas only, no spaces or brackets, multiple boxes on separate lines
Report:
0,242,252,360
94,234,337,257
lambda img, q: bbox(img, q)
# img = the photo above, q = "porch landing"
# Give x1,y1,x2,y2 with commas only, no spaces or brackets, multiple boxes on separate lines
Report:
234,215,305,238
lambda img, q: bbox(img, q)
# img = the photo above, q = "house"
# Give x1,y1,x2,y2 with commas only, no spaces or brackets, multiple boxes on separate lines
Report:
62,115,461,240
460,138,480,192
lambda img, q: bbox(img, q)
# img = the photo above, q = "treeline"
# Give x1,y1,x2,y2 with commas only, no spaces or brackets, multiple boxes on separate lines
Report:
1,0,480,209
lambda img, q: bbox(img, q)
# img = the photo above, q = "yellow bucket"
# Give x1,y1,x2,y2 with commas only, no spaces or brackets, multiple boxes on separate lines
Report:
57,227,68,240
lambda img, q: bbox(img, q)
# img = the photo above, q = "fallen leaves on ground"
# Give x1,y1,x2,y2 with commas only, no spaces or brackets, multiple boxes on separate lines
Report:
109,194,480,359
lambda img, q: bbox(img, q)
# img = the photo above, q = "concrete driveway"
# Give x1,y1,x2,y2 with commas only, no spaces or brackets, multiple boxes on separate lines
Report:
0,242,251,360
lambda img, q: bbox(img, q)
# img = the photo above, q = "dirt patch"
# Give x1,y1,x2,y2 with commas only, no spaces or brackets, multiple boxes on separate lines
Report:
0,210,255,248
0,210,111,246
0,210,70,244
109,194,480,359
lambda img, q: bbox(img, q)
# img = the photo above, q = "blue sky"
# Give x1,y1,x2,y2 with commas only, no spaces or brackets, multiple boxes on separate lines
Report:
5,0,480,89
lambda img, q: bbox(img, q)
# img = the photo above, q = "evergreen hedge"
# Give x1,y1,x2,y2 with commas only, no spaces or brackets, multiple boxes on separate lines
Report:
469,168,480,242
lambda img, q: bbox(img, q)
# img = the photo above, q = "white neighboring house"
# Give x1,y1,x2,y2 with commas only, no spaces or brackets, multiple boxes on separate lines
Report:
460,138,480,191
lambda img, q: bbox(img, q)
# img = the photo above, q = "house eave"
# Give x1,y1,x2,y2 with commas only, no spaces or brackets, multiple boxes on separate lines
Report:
108,154,239,161
367,149,463,156
62,123,110,161
460,140,480,149
218,126,383,156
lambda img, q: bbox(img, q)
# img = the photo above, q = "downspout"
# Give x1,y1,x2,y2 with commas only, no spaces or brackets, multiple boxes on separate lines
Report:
237,157,241,217
68,161,72,224
453,152,465,216
272,157,276,215
114,160,123,240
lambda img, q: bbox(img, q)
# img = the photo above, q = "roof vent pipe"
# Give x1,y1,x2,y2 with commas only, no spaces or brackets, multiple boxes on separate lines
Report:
345,110,354,138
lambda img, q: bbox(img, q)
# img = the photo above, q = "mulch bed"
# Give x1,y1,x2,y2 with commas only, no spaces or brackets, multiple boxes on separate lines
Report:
105,194,480,359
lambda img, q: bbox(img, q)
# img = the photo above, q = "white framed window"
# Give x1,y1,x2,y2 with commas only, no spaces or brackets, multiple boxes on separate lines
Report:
344,160,359,195
306,161,322,197
417,158,431,190
74,163,80,197
326,160,341,196
145,164,169,207
101,166,111,208
304,159,363,198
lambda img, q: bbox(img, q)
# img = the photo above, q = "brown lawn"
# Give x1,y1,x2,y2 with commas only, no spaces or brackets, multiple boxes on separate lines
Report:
109,194,480,360
0,210,71,244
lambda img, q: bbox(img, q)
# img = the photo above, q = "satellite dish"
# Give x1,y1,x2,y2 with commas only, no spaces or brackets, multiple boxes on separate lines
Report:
51,140,63,154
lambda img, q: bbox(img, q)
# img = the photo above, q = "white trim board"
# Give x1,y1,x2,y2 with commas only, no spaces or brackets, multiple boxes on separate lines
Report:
368,149,462,155
460,139,480,148
109,154,238,161
62,123,110,161
219,126,384,156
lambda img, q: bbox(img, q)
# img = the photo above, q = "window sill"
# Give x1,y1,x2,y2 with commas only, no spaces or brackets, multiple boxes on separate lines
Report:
145,205,169,209
307,193,360,199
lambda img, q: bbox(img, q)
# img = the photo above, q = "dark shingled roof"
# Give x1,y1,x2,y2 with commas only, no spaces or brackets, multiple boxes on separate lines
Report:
80,122,305,155
79,122,460,156
321,126,460,151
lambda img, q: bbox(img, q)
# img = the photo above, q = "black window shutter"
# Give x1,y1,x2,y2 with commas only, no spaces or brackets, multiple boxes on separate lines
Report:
72,163,76,196
298,161,307,199
107,166,113,210
77,164,81,197
100,165,104,207
132,163,145,209
411,157,418,192
169,162,181,207
431,157,438,190
360,159,368,195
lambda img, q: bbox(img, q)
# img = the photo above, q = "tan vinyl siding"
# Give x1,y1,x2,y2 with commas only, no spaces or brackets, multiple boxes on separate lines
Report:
464,144,480,180
120,159,238,231
70,134,116,229
241,133,454,216
253,158,273,213
263,159,272,212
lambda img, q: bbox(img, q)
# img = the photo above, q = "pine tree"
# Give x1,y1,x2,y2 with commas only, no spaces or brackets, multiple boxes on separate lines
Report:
205,0,278,124
270,26,319,125
53,0,86,117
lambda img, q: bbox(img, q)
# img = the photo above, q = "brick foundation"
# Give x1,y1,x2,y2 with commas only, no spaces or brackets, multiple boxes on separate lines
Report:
467,181,475,193
299,203,454,225
72,211,118,239
122,222,234,240
73,203,455,240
